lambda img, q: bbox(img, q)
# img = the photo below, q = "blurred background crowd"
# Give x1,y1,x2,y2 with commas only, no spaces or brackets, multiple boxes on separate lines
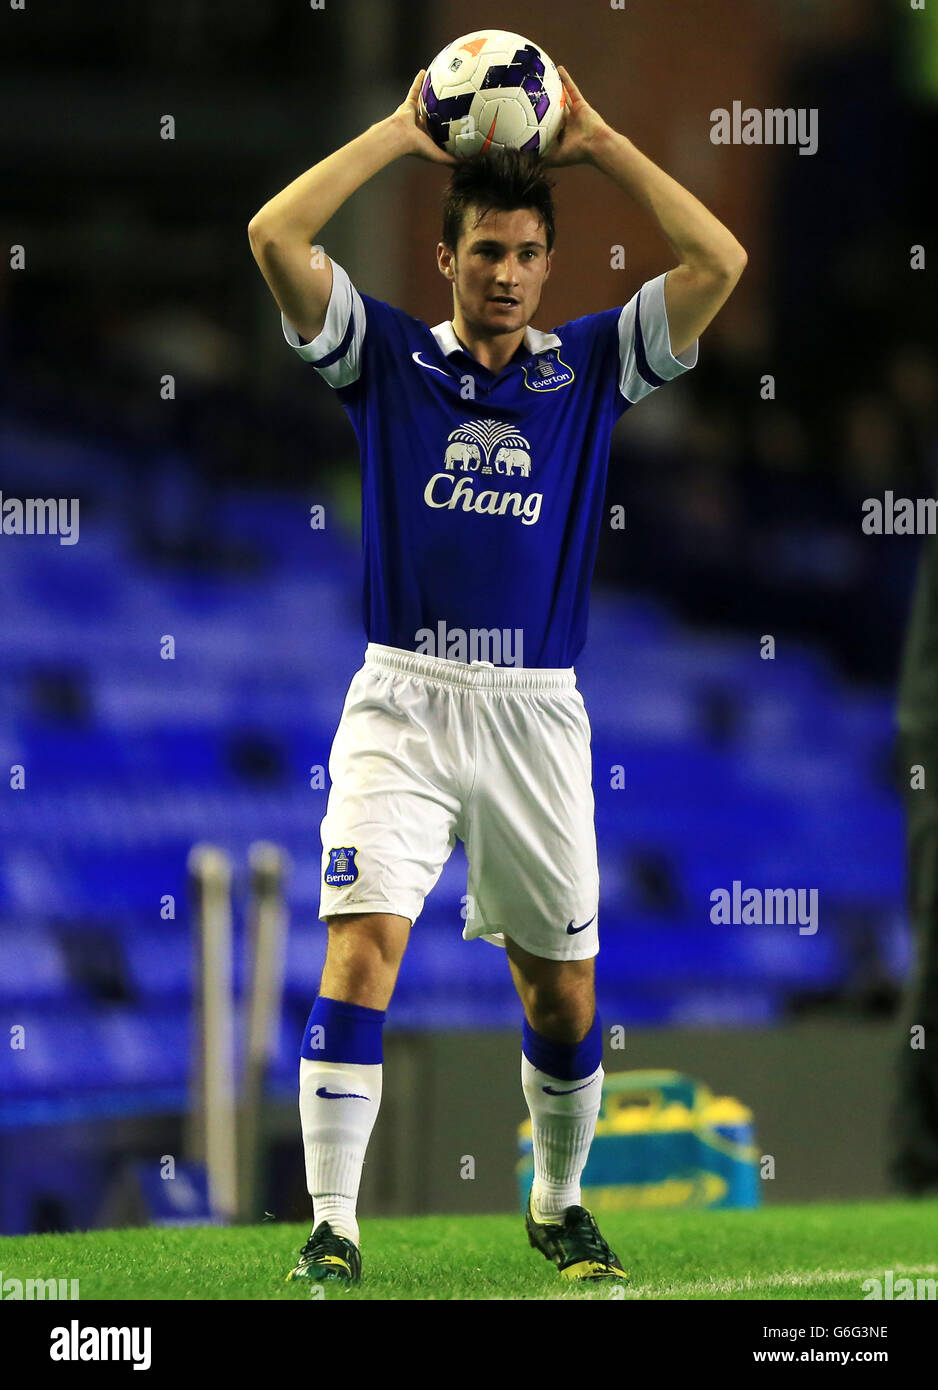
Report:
1,0,936,1232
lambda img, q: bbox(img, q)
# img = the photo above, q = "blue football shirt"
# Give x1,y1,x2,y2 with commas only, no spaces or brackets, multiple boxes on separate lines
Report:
282,258,697,667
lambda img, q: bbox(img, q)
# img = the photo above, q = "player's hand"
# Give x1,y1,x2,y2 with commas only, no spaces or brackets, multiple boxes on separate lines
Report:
543,66,610,166
391,70,458,165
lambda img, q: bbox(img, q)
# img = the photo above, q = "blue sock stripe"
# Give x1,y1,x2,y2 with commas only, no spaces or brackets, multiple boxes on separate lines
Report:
522,1013,603,1081
301,995,386,1064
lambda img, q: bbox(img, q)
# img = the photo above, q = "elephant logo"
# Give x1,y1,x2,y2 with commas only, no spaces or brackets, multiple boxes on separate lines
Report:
494,446,531,477
444,441,481,472
440,421,534,482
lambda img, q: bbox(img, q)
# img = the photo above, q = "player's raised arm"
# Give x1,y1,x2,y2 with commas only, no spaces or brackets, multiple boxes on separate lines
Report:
248,70,455,342
546,66,747,355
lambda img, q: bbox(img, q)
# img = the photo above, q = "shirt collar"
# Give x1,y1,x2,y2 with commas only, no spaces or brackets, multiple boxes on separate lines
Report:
429,320,562,359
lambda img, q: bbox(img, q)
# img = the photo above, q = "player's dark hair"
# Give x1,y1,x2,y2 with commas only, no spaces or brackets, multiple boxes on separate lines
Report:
441,149,556,256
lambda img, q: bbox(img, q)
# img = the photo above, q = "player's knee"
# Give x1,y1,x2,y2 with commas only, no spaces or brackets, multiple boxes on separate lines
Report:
325,912,410,969
527,993,596,1045
528,1011,593,1046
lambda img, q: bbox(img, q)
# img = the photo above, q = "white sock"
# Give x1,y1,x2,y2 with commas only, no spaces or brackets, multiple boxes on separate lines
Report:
521,1054,603,1223
299,1058,383,1247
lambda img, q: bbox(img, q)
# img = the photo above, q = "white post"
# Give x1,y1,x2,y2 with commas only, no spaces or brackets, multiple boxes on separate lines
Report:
238,841,290,1223
188,843,238,1223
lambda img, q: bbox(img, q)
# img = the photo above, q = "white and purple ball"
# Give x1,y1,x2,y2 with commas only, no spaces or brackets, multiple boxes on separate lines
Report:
419,30,565,159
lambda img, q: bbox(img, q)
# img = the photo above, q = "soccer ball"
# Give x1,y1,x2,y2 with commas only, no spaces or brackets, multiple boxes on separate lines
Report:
419,30,565,159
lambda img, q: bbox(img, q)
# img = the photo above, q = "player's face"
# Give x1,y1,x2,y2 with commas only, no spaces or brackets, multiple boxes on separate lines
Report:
444,205,551,335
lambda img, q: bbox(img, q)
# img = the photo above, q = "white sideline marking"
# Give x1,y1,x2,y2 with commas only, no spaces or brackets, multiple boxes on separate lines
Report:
553,1262,938,1301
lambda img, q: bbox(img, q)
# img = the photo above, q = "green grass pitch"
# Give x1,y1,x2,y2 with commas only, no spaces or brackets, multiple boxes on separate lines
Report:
2,1200,936,1300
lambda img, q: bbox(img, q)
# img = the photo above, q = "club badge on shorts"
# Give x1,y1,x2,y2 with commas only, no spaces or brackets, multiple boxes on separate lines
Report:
324,847,359,886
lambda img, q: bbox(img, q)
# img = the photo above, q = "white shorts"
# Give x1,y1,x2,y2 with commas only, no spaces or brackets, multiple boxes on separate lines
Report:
318,643,600,961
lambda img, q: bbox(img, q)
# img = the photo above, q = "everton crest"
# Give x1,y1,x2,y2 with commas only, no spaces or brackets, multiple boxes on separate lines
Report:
324,847,359,886
522,350,574,393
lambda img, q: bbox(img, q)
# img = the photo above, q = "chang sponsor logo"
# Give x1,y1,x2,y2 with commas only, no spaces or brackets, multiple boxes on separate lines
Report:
423,472,542,526
425,418,543,525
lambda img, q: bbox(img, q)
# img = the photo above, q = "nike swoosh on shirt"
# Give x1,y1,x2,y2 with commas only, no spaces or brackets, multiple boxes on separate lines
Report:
566,913,597,935
542,1078,599,1096
411,351,451,378
315,1086,370,1101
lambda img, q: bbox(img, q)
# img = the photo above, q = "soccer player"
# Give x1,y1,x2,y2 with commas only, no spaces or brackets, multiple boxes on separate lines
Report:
249,65,746,1285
